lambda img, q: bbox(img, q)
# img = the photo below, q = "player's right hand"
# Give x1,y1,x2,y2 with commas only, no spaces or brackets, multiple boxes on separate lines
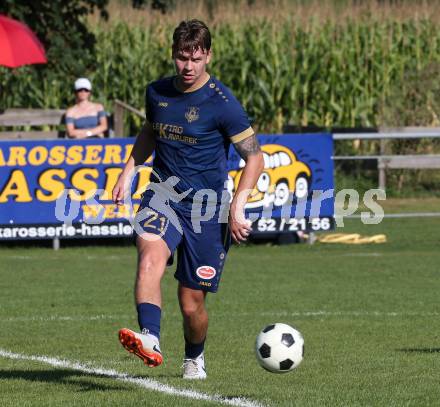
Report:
112,176,126,205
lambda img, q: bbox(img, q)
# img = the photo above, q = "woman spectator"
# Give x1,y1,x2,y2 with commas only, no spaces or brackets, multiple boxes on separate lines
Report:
65,78,108,139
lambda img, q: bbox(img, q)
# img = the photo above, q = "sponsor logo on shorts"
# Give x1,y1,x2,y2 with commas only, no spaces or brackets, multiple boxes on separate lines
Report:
196,266,216,280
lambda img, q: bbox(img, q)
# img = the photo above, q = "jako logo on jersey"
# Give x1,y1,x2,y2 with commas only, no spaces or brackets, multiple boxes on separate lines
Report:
158,102,168,107
185,106,199,123
196,266,216,280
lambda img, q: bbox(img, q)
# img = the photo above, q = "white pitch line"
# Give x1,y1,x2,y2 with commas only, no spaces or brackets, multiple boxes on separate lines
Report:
0,314,129,322
0,349,265,407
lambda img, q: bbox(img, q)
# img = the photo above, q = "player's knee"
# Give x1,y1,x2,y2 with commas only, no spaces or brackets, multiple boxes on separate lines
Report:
137,255,162,281
181,300,205,319
181,304,198,319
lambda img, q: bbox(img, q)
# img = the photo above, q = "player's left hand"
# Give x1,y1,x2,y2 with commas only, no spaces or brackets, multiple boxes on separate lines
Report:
229,207,252,244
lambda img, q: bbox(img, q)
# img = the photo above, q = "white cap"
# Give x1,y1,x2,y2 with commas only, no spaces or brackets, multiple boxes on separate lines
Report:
74,78,92,91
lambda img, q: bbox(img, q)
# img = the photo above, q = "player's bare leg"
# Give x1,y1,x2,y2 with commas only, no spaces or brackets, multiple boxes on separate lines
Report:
119,234,170,367
178,284,208,379
135,234,170,306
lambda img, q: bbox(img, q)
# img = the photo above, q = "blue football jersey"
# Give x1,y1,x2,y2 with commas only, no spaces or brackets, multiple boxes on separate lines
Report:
145,75,253,205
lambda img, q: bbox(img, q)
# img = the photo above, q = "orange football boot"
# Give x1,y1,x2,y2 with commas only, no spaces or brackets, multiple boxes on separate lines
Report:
119,328,163,367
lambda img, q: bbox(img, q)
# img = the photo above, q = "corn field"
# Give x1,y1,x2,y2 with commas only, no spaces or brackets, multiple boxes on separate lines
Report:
3,18,440,134
90,19,440,133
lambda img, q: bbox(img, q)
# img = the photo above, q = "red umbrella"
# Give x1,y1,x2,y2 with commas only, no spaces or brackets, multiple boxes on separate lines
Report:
0,14,47,68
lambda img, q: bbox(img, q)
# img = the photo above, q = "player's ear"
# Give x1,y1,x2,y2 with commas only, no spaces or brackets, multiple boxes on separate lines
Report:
206,49,212,64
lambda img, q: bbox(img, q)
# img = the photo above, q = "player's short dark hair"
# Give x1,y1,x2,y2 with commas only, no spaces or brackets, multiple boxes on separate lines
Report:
172,19,211,56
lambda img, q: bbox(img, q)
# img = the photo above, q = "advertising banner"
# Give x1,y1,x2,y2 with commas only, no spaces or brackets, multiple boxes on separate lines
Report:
229,133,334,234
0,134,333,240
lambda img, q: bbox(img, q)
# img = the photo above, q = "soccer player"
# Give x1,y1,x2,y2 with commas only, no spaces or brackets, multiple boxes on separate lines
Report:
112,19,264,379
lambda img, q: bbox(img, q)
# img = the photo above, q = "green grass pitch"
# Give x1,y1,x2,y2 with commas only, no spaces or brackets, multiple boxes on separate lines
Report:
1,210,439,406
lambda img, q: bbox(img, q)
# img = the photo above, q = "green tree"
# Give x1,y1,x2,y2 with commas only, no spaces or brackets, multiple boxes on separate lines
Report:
0,0,109,110
0,0,108,78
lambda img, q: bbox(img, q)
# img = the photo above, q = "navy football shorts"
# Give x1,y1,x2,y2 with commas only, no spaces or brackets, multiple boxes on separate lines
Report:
134,190,231,293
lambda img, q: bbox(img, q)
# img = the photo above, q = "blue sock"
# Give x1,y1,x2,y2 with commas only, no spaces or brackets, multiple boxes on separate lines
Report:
185,336,205,359
137,303,161,340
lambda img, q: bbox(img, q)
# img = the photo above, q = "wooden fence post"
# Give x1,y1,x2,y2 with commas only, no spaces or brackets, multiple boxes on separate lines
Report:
378,139,388,190
114,101,124,137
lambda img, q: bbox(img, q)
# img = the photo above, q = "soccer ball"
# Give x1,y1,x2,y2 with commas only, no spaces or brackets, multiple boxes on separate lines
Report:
255,323,304,373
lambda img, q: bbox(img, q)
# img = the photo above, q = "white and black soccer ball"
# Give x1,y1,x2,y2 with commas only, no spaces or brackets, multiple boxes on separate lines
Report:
255,323,304,373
